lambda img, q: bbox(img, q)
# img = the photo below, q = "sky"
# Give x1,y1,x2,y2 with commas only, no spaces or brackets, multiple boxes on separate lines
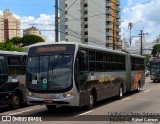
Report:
0,0,159,45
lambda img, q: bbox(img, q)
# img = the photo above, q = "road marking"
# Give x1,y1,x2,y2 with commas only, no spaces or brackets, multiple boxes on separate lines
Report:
144,90,150,93
9,109,33,115
122,97,131,101
74,110,93,117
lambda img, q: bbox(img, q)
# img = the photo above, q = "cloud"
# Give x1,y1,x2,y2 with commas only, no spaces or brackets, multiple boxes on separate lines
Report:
121,0,160,46
20,14,55,42
0,10,2,15
11,13,55,42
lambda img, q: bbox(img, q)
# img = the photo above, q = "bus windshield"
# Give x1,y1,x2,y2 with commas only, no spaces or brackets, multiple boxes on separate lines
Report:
151,62,160,75
27,54,73,92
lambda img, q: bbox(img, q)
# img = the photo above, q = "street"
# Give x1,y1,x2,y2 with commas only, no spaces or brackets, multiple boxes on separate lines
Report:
1,77,160,124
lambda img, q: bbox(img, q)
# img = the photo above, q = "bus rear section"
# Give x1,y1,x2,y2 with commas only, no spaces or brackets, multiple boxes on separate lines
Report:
125,54,145,92
26,44,80,108
0,51,27,109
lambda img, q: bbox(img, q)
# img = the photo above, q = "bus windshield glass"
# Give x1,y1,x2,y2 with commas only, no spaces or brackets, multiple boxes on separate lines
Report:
27,54,73,91
151,62,160,75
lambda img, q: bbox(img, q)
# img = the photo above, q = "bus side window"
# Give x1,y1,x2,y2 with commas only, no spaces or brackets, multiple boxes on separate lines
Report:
22,55,27,75
8,56,22,75
0,58,8,86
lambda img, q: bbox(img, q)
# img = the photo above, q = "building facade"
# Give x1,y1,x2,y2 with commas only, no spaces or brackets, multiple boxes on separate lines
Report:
23,26,45,40
0,9,20,42
60,0,121,49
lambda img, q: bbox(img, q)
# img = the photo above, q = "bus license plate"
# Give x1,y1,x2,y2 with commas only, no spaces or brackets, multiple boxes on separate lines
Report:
44,100,53,104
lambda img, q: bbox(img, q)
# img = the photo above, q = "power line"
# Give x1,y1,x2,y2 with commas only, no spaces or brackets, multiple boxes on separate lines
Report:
58,8,107,35
59,28,105,45
59,0,78,19
59,24,105,45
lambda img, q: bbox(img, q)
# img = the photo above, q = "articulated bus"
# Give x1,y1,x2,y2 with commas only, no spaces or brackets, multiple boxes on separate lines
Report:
26,42,145,110
150,59,160,83
0,51,27,109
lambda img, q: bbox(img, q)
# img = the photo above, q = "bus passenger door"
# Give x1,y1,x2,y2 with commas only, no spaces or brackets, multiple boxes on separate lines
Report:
126,53,131,92
76,50,90,107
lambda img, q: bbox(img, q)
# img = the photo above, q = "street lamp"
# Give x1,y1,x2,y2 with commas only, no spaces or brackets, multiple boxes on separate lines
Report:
128,21,143,46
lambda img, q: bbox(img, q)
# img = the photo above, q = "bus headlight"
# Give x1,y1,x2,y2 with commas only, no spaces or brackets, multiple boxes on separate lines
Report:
26,91,33,97
63,92,73,97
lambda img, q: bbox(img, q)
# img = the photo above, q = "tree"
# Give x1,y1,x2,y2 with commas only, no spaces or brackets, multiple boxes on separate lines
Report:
0,42,23,52
7,37,22,47
151,44,160,56
21,34,45,47
144,55,151,69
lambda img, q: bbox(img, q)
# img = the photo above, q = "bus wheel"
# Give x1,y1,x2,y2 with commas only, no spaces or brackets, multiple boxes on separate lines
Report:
153,80,156,83
46,105,56,111
118,85,123,99
12,93,21,109
86,92,95,110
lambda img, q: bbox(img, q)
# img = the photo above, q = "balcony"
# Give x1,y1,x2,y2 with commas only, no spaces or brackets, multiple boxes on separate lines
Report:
116,0,120,6
116,14,121,19
116,6,121,12
106,2,112,7
116,28,121,32
106,32,113,37
116,21,120,26
106,40,112,43
106,10,112,15
116,35,121,39
116,41,122,46
106,25,112,29
106,17,112,22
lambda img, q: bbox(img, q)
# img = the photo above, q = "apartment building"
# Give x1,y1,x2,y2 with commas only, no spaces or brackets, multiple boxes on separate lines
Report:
23,26,45,40
0,9,20,42
60,0,121,49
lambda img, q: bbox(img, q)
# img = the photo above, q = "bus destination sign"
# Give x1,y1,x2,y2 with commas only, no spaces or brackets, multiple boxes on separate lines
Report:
37,46,66,53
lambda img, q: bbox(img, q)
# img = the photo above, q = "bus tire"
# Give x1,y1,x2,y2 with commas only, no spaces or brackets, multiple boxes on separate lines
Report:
117,85,123,99
12,93,21,109
153,80,156,83
86,92,95,110
46,105,56,111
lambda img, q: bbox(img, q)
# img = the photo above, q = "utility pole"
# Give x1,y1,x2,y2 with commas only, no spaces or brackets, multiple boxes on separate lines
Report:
128,22,132,46
139,30,148,55
55,0,59,42
113,20,115,50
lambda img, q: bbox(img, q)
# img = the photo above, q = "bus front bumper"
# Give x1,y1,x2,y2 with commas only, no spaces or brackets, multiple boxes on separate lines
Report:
26,95,79,107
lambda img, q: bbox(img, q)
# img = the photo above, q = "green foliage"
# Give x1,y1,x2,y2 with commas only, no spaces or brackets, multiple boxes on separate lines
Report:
151,44,160,56
7,37,22,47
0,42,23,52
21,34,45,47
144,55,151,69
1,34,45,52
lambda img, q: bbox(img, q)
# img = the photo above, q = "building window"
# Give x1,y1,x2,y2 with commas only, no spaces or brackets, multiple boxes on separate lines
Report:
84,18,88,21
84,11,88,14
84,4,88,7
84,25,88,28
85,38,88,42
85,32,88,35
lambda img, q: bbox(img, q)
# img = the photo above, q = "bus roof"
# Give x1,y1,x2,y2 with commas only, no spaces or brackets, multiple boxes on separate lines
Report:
0,50,27,56
25,41,144,58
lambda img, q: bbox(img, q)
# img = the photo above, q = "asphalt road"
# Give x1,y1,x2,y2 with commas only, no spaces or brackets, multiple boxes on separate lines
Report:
1,77,160,124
